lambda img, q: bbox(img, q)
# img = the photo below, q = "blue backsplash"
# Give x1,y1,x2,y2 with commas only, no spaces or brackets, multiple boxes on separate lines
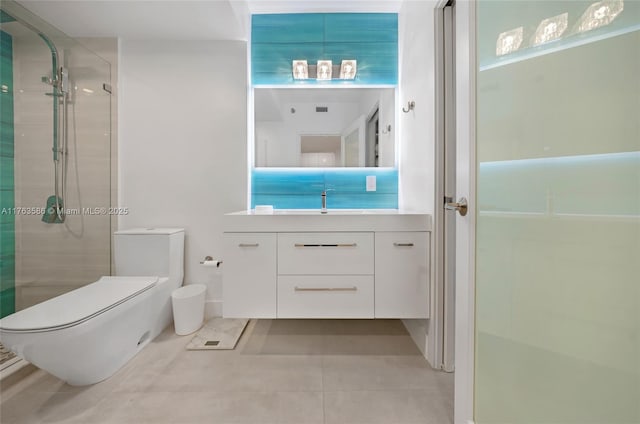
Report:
251,13,398,85
251,168,398,209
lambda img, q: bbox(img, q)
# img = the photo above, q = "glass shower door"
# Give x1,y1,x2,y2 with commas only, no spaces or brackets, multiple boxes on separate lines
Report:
475,1,640,422
0,1,112,320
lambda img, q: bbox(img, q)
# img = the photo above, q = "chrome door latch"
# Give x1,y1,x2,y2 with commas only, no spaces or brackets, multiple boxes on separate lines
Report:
444,196,468,216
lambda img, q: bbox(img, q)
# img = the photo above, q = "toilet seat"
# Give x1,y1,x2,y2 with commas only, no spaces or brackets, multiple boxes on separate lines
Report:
0,276,158,333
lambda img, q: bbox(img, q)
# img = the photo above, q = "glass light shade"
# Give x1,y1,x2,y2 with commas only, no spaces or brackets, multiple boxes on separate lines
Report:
496,27,524,56
576,0,624,33
292,60,308,79
316,60,332,80
340,60,357,79
533,13,568,46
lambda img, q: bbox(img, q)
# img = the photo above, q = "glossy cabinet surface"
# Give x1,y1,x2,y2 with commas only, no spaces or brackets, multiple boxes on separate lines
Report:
222,233,277,318
375,232,430,318
278,232,374,275
222,213,431,319
277,275,374,318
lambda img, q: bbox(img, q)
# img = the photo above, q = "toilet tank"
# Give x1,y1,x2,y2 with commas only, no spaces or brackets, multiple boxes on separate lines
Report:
113,228,184,285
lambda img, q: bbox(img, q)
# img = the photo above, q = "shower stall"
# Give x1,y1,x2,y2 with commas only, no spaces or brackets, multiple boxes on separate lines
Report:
0,0,112,359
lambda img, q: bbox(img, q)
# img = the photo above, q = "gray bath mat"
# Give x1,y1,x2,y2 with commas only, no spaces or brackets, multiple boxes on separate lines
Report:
186,318,249,350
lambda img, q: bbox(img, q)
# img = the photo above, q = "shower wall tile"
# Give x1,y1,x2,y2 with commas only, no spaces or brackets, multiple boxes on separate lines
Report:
0,29,15,317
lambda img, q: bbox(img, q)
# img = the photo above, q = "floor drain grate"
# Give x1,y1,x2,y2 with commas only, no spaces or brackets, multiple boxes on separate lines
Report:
205,341,220,346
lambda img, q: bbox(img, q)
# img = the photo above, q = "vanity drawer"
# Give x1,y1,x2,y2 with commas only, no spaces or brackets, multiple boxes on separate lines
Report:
277,232,374,275
277,276,374,318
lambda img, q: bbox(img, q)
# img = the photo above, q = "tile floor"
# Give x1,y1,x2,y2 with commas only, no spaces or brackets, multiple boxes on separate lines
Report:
0,319,454,424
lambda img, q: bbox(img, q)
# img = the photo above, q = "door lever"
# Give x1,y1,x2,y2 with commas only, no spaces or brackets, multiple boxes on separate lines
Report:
444,197,468,216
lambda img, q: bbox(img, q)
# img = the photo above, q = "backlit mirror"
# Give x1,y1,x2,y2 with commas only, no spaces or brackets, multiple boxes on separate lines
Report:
254,88,395,167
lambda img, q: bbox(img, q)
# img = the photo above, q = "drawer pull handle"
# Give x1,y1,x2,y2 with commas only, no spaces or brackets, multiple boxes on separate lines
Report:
393,242,415,247
294,286,358,292
294,243,357,248
238,243,259,247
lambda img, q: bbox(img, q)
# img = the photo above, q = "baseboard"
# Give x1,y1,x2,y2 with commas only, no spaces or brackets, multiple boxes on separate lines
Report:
401,319,429,359
204,300,223,319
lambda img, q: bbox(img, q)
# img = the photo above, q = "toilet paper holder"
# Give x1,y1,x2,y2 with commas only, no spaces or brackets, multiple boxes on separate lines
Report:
200,256,222,268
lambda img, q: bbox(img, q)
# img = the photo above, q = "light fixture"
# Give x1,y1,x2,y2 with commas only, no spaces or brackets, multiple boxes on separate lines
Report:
315,60,332,80
496,27,523,56
339,60,357,79
292,60,308,80
533,13,568,46
576,0,624,33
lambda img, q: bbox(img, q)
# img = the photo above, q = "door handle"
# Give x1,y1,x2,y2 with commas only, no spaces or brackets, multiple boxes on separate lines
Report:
444,197,468,216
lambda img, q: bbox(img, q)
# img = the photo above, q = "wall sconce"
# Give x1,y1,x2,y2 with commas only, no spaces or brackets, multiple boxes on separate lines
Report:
496,27,523,56
316,60,333,80
533,13,568,46
576,0,624,33
292,60,309,79
340,60,357,79
292,59,357,81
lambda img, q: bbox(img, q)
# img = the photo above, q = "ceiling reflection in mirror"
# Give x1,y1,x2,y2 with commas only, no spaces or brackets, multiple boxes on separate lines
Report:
254,88,395,168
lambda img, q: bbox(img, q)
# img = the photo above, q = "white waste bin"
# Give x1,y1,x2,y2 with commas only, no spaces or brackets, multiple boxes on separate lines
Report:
171,284,206,335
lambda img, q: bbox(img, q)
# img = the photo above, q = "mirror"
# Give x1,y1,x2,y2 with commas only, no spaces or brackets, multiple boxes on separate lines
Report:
254,88,395,167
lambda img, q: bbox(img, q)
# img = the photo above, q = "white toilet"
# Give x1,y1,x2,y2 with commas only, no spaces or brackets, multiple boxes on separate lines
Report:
0,228,184,386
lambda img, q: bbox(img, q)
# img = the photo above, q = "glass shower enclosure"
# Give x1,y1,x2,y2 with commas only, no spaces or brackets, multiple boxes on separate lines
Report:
0,0,112,352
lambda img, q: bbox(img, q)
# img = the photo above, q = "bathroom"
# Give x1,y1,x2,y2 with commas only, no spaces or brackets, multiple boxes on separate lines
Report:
0,0,639,423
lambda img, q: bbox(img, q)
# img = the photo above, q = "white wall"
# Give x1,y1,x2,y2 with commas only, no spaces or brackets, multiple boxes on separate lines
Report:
399,0,438,363
118,40,247,317
399,1,436,213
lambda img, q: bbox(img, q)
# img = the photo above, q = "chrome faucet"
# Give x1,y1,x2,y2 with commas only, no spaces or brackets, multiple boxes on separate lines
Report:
321,190,328,214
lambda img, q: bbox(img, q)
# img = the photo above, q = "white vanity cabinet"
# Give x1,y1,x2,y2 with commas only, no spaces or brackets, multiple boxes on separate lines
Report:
222,210,432,319
222,233,277,318
277,232,375,318
374,232,430,318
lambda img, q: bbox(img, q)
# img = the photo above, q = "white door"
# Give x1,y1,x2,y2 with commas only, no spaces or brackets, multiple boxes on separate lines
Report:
453,1,475,423
454,1,640,423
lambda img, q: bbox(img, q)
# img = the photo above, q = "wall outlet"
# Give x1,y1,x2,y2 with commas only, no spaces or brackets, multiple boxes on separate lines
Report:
366,175,376,192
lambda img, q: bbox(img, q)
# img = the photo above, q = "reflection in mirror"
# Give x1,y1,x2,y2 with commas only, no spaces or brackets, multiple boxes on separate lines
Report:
254,88,395,167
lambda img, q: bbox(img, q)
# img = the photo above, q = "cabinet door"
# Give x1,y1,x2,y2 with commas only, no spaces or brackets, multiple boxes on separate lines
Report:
223,233,276,318
375,232,430,318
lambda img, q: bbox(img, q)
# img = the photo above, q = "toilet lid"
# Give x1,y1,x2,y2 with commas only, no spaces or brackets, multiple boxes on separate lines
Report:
0,276,158,333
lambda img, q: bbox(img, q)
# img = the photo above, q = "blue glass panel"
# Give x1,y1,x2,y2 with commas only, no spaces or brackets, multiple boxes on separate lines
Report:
251,13,398,85
324,13,398,43
252,14,324,43
251,168,398,209
252,169,325,195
